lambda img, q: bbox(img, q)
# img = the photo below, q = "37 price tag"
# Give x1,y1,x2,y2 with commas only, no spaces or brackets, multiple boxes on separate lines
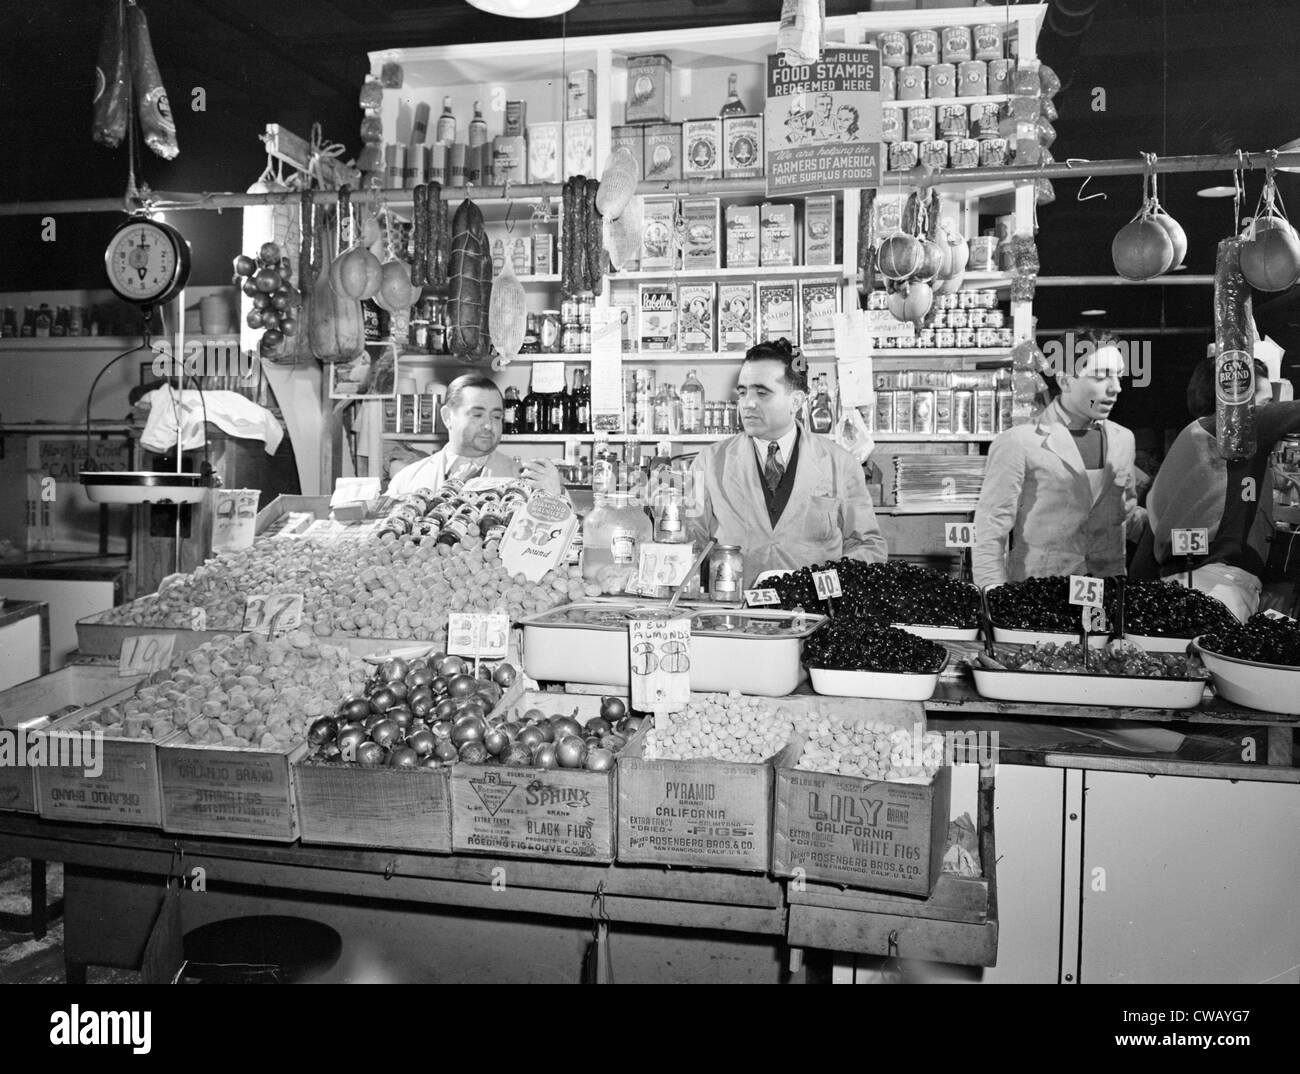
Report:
243,593,303,634
1171,528,1209,557
447,612,510,659
813,569,843,600
944,522,976,548
745,588,781,606
628,615,692,713
1068,575,1104,608
119,634,176,677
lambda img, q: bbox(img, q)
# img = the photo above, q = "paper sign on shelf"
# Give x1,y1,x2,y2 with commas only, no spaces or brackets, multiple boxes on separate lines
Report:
531,361,567,395
447,611,510,659
836,355,874,409
499,492,579,582
119,634,177,676
629,615,692,713
832,310,867,363
589,308,626,433
189,608,206,632
211,488,260,552
243,593,304,634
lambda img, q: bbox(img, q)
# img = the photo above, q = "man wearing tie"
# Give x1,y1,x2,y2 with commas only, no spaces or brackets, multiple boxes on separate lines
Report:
686,339,888,578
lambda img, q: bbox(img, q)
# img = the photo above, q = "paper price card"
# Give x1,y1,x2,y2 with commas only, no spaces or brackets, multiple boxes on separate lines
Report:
944,521,976,548
447,612,510,659
1170,528,1209,557
745,588,781,606
242,593,304,634
629,615,692,713
500,492,578,582
119,634,177,677
632,543,698,594
211,488,261,552
1068,575,1104,608
813,569,842,600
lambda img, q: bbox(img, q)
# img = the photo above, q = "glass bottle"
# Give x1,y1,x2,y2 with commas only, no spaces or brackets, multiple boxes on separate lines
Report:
548,371,567,434
679,369,704,434
720,72,747,116
572,368,590,432
468,100,488,148
435,96,457,145
502,385,521,435
581,491,653,585
810,374,834,434
521,374,540,435
34,304,52,338
592,434,616,495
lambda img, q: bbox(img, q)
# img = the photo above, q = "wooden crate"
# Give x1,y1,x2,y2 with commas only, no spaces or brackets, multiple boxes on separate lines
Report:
295,762,452,853
0,666,143,814
35,715,163,828
157,738,307,842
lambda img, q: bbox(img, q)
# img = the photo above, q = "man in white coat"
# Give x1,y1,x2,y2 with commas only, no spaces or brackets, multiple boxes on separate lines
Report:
386,373,562,498
686,340,888,577
973,337,1143,588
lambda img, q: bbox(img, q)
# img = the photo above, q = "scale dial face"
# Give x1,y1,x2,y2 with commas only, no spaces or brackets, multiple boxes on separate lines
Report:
104,217,191,306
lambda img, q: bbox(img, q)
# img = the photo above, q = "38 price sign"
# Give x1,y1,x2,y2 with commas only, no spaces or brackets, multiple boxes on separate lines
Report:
1170,528,1209,557
242,593,304,634
119,634,177,676
944,522,976,548
1068,575,1104,608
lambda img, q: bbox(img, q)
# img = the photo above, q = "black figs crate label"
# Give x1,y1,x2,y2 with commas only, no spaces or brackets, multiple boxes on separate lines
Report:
1170,528,1209,557
745,588,781,606
629,615,692,713
119,633,176,676
242,593,303,634
944,521,976,548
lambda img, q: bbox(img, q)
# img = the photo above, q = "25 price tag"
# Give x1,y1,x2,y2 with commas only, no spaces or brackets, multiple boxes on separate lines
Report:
243,593,303,634
119,634,176,677
1068,575,1104,608
447,612,510,658
944,522,976,548
745,588,781,606
628,616,692,713
813,569,843,600
1170,528,1209,557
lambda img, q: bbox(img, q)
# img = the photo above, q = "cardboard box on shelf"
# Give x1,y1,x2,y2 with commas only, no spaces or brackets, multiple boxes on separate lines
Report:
644,123,682,182
725,204,760,269
564,119,596,179
567,69,596,120
682,118,723,180
611,125,645,178
640,196,678,272
760,202,798,267
639,285,677,352
757,280,798,346
723,114,764,178
680,197,720,271
527,122,561,184
626,54,672,124
678,283,717,353
803,195,836,267
718,282,756,353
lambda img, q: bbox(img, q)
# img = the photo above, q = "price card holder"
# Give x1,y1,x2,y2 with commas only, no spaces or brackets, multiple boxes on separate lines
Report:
243,594,304,635
812,569,842,601
211,488,260,552
629,616,691,714
499,492,578,582
745,588,781,606
447,612,510,660
119,634,177,677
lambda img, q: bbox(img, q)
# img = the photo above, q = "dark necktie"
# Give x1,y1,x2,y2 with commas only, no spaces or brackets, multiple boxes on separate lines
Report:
763,441,784,493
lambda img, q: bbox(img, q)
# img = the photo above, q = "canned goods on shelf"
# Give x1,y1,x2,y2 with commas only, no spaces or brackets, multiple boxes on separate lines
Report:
988,58,1014,95
889,141,920,170
974,24,1005,62
942,25,973,65
997,328,1014,347
980,138,1010,167
978,290,999,308
920,140,949,168
881,106,903,143
868,290,889,310
971,101,1003,140
937,292,960,310
958,60,988,97
937,103,970,139
918,328,936,348
978,328,1000,349
932,310,949,328
936,328,956,349
959,290,979,309
906,106,936,142
969,308,987,328
880,65,896,100
898,66,926,100
985,309,1006,328
950,137,980,168
955,328,977,349
909,30,940,67
949,308,969,328
954,389,975,433
878,31,908,67
928,63,956,98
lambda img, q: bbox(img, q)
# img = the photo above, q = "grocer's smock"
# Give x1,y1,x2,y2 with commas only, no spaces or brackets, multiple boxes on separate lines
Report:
386,447,518,498
973,399,1139,588
685,427,887,576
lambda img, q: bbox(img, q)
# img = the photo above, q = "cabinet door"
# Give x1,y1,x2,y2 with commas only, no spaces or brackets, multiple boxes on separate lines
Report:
1081,772,1300,984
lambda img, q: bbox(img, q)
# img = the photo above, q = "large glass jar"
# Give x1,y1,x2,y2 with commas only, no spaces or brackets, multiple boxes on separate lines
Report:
581,492,653,587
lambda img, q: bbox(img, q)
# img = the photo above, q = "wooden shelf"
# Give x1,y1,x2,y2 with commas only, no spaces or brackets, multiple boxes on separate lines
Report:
611,265,844,281
0,336,238,351
870,348,1012,358
888,93,1013,110
383,432,729,443
873,433,995,443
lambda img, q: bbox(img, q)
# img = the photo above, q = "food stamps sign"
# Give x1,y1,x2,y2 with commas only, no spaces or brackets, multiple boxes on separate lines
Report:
765,48,881,196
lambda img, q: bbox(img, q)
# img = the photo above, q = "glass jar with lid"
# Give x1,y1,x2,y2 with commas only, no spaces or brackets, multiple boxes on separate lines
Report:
581,491,653,588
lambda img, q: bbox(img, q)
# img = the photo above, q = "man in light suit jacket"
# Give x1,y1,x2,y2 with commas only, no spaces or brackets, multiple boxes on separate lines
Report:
974,337,1144,588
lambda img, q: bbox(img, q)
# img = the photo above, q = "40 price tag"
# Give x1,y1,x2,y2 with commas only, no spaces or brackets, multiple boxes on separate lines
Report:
243,593,303,634
944,522,976,548
1068,575,1104,608
812,569,842,601
119,634,177,677
1170,528,1209,557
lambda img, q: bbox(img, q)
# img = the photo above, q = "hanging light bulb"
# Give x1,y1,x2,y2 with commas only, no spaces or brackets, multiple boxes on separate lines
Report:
466,0,579,17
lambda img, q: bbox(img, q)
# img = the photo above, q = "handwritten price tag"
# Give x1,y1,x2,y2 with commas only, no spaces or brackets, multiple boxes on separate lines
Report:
745,588,781,606
1170,528,1209,557
189,608,207,631
447,612,510,658
632,543,698,594
813,569,843,600
944,521,976,548
629,616,692,713
242,593,303,634
119,634,177,677
1068,575,1104,608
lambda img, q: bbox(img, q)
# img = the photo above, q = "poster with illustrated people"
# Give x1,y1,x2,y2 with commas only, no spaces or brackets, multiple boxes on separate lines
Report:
765,47,881,196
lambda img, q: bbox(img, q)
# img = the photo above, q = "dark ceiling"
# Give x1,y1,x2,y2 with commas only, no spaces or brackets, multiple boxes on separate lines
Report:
3,0,1300,410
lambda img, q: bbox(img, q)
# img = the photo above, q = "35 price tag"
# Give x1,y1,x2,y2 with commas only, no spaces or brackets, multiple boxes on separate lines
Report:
189,608,207,632
745,588,781,606
628,615,692,713
447,612,510,659
1170,528,1209,557
1068,575,1104,608
813,569,843,600
119,634,176,677
944,522,976,548
242,593,303,634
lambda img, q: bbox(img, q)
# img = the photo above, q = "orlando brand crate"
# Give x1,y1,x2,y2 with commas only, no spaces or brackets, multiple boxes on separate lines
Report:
295,762,452,853
158,737,307,842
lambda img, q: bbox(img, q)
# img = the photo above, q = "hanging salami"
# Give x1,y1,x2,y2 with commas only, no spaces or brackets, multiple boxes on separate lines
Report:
447,199,489,358
1213,236,1257,461
92,2,130,148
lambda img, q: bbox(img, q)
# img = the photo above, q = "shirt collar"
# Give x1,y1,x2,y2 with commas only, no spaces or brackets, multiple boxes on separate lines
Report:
752,426,799,468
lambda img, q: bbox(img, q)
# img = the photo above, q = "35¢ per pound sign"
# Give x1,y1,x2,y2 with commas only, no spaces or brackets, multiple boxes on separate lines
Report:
945,522,976,548
628,617,692,713
242,593,303,634
813,569,842,600
1068,575,1104,608
1171,528,1209,557
119,634,176,676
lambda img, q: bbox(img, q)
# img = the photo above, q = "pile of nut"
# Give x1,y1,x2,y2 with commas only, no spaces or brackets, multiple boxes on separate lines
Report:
641,692,798,764
793,717,945,781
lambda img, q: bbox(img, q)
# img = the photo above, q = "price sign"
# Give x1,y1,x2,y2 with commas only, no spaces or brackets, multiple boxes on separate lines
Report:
1171,528,1209,557
628,615,692,713
447,612,511,659
745,588,781,606
1068,575,1104,608
499,492,578,582
211,488,260,552
242,593,304,634
631,543,698,594
119,634,176,677
945,522,976,548
189,608,207,632
813,569,843,601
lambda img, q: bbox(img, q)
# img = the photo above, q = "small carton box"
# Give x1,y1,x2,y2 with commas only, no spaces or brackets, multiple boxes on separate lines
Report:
491,135,525,185
756,280,799,346
639,285,677,352
723,114,764,178
678,282,717,353
680,196,720,271
803,194,836,267
640,195,678,272
718,282,756,353
934,389,954,434
504,99,527,137
760,202,798,267
611,294,639,352
874,390,895,432
506,233,533,277
527,122,561,184
894,389,915,434
725,204,760,269
682,118,723,180
611,125,645,179
799,277,840,355
564,118,596,179
975,389,996,434
626,54,672,124
567,69,596,120
533,231,555,276
643,123,682,182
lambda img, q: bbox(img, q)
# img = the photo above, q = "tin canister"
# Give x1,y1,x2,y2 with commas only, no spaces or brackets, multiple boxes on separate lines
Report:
881,106,903,143
540,310,562,352
909,29,940,66
918,328,936,348
978,289,999,308
980,138,1010,167
874,392,894,433
969,307,988,328
709,545,744,601
996,389,1014,432
897,66,926,101
958,61,988,97
985,308,1006,328
937,292,959,310
913,390,935,434
880,65,896,100
988,58,1014,95
920,140,949,169
969,236,998,270
928,63,956,98
936,328,956,349
889,141,919,170
879,31,908,67
958,289,978,309
974,23,1005,62
978,327,1000,349
949,307,969,328
971,101,1003,139
954,389,975,433
956,328,978,348
932,310,948,328
942,25,974,64
997,328,1014,347
906,106,936,142
937,103,970,139
868,289,889,310
950,137,981,168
